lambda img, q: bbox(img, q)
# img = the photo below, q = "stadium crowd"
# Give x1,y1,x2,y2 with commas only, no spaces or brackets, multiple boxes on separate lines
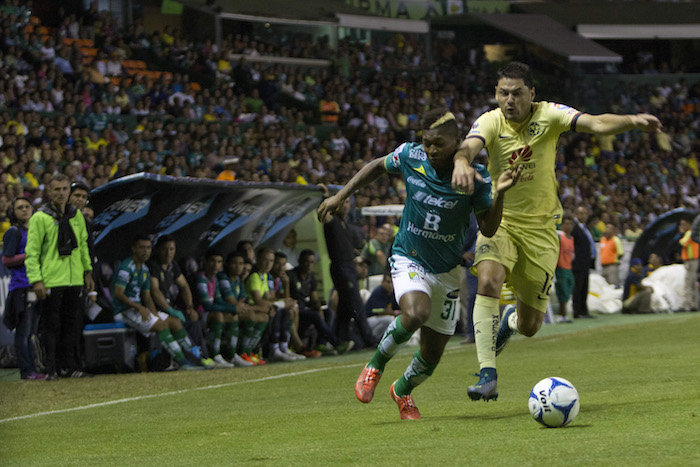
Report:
0,1,699,376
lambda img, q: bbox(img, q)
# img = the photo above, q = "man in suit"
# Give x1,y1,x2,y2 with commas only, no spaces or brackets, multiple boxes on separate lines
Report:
571,206,595,318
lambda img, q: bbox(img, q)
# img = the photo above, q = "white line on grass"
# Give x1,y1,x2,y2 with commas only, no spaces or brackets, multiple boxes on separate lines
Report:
1,344,471,425
0,363,362,424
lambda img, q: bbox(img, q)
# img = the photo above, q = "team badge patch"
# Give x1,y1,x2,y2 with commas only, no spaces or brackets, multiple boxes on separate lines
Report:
478,244,491,255
527,122,541,137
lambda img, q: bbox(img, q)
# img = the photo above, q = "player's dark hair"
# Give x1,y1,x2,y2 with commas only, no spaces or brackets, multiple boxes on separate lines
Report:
562,214,573,223
497,62,534,89
70,181,90,194
226,251,244,263
8,196,31,224
154,234,176,250
236,240,253,251
298,249,315,263
205,248,223,260
421,107,458,136
274,251,287,260
131,233,151,246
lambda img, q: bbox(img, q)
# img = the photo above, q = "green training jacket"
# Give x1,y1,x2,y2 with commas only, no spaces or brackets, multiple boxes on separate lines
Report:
25,205,92,289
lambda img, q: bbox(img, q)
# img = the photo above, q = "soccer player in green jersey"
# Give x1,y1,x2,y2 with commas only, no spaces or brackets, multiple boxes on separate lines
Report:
318,108,522,420
451,62,662,401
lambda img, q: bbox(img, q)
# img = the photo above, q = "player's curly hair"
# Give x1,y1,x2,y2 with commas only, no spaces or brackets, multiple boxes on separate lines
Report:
421,107,458,136
497,61,534,89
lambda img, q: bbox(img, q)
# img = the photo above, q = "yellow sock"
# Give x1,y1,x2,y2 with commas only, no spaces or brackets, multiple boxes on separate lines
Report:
473,295,500,370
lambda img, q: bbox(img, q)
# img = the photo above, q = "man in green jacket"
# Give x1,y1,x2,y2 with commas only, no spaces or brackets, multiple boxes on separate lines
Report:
25,174,94,380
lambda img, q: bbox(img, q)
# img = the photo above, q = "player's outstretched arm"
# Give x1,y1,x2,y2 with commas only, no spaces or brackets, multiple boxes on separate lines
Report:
317,156,387,223
475,165,523,237
452,137,485,194
575,113,662,135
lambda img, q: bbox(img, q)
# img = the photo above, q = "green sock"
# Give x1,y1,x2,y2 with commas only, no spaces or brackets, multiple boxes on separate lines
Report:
225,322,239,355
173,328,193,353
210,321,223,355
252,321,268,352
241,321,256,354
394,350,437,397
158,329,186,363
368,316,413,372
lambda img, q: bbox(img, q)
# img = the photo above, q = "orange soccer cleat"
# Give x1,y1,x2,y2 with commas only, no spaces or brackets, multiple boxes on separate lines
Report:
249,353,266,365
390,381,421,420
355,364,382,403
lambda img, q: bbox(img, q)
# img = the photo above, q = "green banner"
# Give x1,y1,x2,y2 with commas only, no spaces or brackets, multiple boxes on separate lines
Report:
161,0,184,15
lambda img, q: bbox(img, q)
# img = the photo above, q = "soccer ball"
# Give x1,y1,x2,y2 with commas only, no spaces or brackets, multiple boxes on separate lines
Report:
528,377,580,427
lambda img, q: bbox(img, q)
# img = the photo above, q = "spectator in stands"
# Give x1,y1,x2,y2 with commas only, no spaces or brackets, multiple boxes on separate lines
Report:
622,258,654,314
2,196,46,380
0,193,11,246
148,235,214,368
25,173,94,379
193,249,237,368
277,228,302,270
678,218,699,311
363,272,399,342
112,234,203,371
600,222,624,287
555,215,575,323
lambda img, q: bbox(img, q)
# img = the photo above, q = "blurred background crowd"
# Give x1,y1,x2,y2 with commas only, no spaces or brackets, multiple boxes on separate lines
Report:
0,0,698,246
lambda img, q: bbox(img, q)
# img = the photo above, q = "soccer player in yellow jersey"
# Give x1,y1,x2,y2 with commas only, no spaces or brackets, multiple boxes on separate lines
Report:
451,62,662,401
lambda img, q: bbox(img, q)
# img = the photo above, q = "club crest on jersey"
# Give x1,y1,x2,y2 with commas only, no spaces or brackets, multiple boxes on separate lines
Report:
409,272,419,280
527,122,541,137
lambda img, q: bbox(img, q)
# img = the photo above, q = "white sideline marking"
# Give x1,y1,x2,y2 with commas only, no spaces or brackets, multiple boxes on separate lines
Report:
0,363,362,424
1,345,470,425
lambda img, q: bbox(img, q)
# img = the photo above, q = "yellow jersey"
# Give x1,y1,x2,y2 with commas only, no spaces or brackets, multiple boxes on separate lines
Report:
467,101,582,227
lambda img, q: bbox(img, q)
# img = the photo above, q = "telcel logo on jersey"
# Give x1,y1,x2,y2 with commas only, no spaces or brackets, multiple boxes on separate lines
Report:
412,191,458,209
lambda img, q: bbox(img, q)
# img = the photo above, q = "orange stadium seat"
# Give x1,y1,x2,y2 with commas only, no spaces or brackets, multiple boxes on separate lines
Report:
81,47,98,57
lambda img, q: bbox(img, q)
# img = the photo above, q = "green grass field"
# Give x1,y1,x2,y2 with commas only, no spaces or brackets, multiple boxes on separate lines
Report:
1,313,699,466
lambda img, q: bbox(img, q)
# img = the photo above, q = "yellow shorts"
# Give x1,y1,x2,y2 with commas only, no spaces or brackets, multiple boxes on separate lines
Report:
473,220,559,313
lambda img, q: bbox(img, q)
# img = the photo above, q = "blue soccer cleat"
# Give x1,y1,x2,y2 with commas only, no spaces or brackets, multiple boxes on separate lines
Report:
467,367,498,401
495,305,516,356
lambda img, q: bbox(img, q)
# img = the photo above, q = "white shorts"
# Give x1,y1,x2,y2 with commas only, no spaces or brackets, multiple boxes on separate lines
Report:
389,255,461,335
114,309,169,336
